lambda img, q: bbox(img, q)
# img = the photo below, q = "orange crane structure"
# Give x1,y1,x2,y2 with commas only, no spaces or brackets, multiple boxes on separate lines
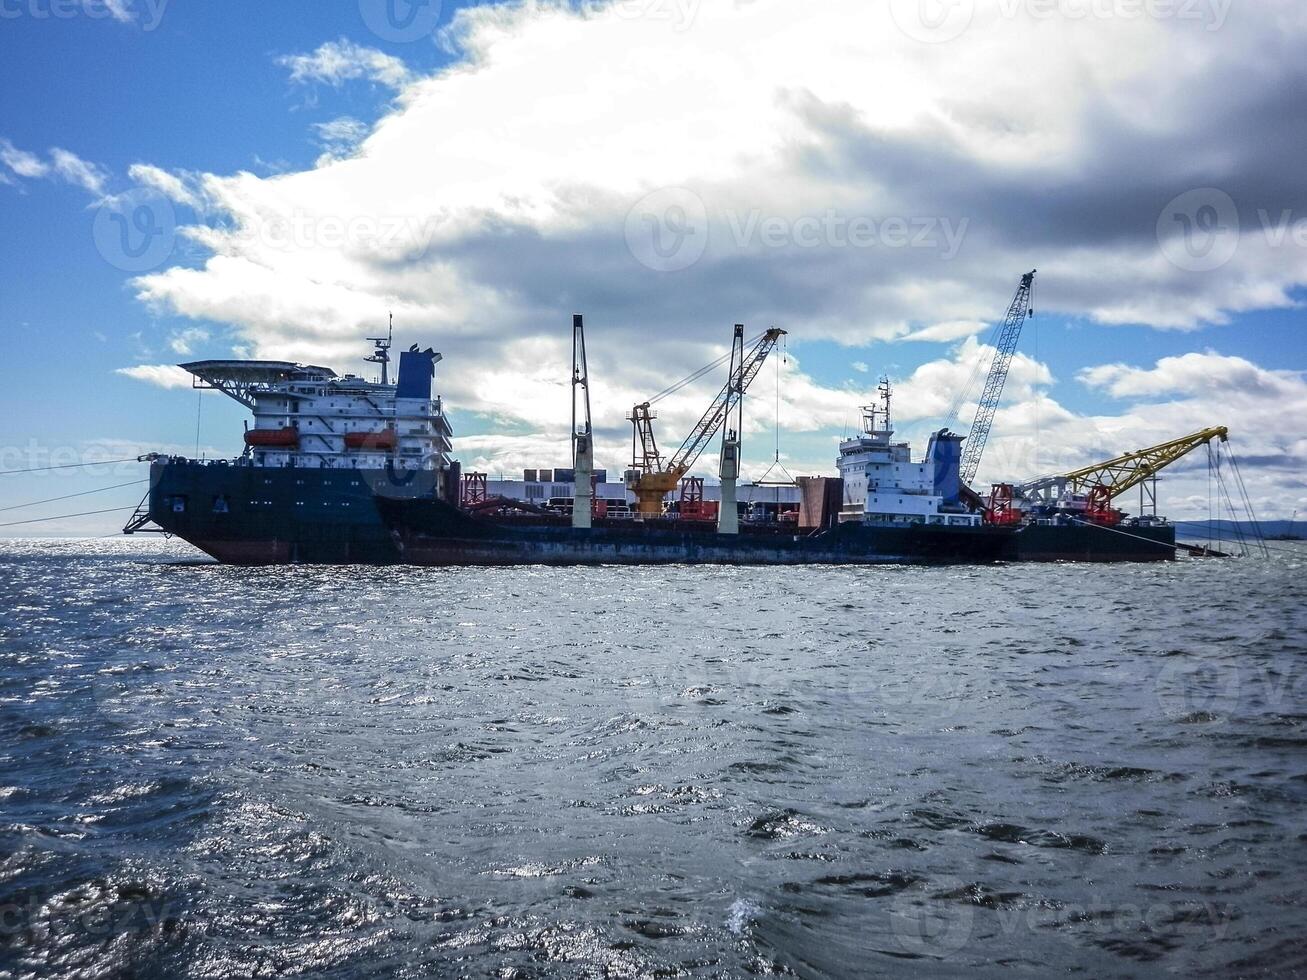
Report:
626,325,786,517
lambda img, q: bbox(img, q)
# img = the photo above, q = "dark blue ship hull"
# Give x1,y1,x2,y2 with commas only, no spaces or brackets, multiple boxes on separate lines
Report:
378,497,1021,566
145,457,431,564
144,458,1177,565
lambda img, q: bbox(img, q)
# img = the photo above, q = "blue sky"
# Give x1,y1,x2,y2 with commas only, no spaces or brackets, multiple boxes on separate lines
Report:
1,0,1305,532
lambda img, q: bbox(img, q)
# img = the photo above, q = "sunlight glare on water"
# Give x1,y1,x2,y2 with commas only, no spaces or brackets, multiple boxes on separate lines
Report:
1,537,1305,977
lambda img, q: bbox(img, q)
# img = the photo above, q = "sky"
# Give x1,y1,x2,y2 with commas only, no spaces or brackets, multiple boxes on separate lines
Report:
1,0,1305,535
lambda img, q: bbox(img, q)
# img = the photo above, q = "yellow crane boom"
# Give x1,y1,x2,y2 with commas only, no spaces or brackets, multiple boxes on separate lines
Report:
1018,426,1228,501
627,326,786,517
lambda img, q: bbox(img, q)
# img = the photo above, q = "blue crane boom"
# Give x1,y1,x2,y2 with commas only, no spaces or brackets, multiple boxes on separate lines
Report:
960,270,1036,486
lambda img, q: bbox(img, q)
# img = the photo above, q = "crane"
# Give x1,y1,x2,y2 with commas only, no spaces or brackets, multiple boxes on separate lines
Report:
1016,426,1228,502
627,325,786,517
990,425,1230,525
717,328,746,535
571,314,593,529
958,270,1036,487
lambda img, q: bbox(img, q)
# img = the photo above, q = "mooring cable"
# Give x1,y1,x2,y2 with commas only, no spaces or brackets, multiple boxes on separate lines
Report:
0,457,146,476
0,479,149,514
0,506,138,529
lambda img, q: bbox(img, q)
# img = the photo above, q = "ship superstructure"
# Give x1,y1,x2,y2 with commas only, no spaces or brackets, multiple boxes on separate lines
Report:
835,380,977,527
188,337,452,471
133,338,458,563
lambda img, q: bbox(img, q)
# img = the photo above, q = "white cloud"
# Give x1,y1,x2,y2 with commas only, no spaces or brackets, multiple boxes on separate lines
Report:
311,117,370,165
1077,352,1302,401
279,39,411,91
167,328,210,355
0,138,50,179
115,364,195,389
1,138,110,197
50,148,109,197
136,1,1307,367
900,320,988,343
127,162,203,208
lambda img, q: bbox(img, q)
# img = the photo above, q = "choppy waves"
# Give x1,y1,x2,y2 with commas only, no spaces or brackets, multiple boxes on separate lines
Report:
1,537,1305,977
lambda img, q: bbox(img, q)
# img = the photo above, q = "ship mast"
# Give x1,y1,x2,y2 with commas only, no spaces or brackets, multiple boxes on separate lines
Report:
366,313,394,385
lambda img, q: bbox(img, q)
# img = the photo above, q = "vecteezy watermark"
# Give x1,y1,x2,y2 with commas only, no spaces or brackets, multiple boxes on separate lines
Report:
890,877,1236,958
1005,0,1231,30
624,187,710,273
1156,191,1307,273
996,896,1237,944
0,441,154,478
890,876,976,956
1256,208,1307,252
358,0,443,43
845,666,994,730
1154,659,1305,724
724,209,969,258
1156,187,1240,273
624,188,969,272
578,0,702,32
0,893,176,944
0,0,170,30
92,187,177,273
889,0,1231,43
224,210,440,261
889,0,976,43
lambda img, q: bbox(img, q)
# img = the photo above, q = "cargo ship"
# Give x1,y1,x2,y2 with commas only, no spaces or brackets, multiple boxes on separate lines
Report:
127,330,1180,565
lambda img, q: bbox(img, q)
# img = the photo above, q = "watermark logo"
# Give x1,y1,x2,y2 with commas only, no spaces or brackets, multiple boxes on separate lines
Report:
225,209,439,261
1155,660,1304,724
0,0,170,30
0,893,176,944
725,210,969,258
359,0,443,43
889,0,976,43
625,190,969,273
1156,187,1240,272
606,0,701,32
1258,208,1307,251
1155,658,1241,722
1018,0,1231,31
624,186,709,273
890,876,975,956
889,0,1231,43
92,188,176,273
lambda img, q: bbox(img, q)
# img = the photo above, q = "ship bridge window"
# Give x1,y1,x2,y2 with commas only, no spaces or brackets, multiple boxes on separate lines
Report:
211,495,230,514
169,495,187,513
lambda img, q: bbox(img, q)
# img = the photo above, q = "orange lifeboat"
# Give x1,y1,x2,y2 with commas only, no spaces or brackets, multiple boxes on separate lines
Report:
344,429,397,451
244,426,299,448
